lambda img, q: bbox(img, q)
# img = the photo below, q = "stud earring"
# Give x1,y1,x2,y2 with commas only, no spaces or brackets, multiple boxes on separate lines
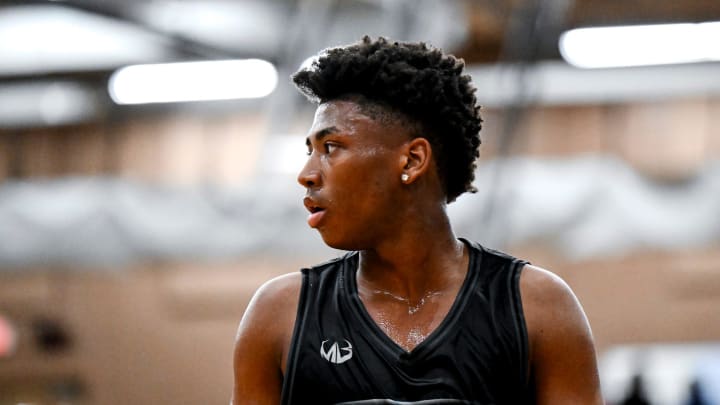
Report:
401,173,409,182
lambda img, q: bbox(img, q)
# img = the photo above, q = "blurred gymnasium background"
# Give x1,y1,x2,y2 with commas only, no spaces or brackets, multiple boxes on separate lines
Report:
0,0,719,404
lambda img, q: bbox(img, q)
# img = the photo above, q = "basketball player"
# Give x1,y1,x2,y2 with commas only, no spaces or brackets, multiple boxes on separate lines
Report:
232,37,603,404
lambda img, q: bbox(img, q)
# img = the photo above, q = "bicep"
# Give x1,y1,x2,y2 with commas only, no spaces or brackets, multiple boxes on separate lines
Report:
521,265,603,405
232,311,282,405
232,273,301,405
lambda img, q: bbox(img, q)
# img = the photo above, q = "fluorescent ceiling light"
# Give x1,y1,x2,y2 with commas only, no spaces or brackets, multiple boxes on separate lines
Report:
559,21,720,68
0,5,170,75
108,59,278,104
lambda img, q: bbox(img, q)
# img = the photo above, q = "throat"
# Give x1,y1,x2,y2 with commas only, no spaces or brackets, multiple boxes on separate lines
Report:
353,239,471,351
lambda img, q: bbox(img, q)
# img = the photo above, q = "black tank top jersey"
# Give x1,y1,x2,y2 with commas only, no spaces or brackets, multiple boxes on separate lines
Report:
281,239,534,405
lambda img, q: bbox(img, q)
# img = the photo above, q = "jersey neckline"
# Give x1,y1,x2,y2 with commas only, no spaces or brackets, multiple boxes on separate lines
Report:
342,238,481,361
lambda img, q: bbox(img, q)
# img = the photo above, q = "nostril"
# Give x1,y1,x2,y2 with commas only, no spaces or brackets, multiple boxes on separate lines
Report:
298,170,320,188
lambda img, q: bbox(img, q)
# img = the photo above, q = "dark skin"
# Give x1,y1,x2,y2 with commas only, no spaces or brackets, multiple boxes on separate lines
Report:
232,100,603,404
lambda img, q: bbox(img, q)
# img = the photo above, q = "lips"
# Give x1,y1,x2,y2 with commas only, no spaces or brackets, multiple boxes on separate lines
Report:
303,196,327,228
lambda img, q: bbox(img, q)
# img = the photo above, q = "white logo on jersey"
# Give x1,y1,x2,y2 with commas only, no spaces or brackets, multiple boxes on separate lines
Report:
320,339,353,364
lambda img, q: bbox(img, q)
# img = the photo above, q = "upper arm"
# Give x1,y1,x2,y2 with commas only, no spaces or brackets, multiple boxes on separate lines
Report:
520,264,603,405
232,272,302,405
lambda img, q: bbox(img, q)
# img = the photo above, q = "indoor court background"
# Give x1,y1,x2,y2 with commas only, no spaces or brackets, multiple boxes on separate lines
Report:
0,1,719,404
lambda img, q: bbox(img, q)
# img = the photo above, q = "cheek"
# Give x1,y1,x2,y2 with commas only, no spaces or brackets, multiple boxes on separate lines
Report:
325,151,400,213
331,157,389,190
359,153,397,187
347,181,399,228
345,168,394,206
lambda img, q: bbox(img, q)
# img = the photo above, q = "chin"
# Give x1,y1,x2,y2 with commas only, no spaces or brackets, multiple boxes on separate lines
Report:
319,231,365,252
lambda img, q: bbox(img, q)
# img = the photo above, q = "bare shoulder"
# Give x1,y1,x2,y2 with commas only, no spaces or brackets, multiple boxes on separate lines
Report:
518,264,590,351
245,272,304,317
235,271,303,353
518,264,603,404
519,264,582,319
232,272,303,405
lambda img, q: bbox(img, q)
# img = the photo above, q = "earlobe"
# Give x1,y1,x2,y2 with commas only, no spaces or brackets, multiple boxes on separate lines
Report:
401,137,432,183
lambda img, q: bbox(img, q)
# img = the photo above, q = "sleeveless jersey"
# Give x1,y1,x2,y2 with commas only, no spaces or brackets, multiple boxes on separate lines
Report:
281,239,533,404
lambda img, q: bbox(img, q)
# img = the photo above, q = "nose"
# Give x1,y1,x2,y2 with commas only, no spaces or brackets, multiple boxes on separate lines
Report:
297,156,321,188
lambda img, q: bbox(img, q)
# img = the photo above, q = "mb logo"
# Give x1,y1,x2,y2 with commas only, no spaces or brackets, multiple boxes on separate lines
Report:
320,339,353,364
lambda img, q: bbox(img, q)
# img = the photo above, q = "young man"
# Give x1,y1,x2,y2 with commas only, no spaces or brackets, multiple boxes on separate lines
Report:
233,37,602,404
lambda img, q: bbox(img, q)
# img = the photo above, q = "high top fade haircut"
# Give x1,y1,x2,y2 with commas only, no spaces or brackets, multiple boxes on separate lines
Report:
292,36,483,203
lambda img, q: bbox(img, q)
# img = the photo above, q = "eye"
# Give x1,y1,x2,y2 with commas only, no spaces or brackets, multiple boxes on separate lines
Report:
324,142,337,154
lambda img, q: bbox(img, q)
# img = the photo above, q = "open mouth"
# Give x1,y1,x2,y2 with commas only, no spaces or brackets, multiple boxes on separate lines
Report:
303,197,325,213
303,197,327,227
308,206,324,214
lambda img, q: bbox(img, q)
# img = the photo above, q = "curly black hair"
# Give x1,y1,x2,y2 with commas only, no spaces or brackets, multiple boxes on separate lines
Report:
292,36,482,203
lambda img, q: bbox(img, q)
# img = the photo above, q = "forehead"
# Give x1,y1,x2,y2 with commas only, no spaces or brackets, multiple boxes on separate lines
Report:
308,99,409,145
310,100,376,132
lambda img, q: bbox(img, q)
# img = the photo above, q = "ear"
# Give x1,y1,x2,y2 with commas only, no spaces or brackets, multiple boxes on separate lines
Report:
399,137,433,184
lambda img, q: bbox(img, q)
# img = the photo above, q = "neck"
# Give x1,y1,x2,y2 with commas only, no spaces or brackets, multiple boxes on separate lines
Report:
357,207,467,303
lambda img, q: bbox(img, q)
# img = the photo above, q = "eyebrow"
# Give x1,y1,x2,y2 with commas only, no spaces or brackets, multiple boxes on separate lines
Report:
305,126,340,147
